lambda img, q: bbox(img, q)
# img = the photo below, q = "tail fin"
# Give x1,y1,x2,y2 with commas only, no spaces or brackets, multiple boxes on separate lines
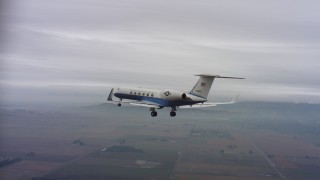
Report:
189,75,215,98
189,74,244,99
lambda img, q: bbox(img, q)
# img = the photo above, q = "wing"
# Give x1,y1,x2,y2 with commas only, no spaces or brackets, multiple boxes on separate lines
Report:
180,94,239,109
130,102,162,109
179,103,217,109
107,98,162,109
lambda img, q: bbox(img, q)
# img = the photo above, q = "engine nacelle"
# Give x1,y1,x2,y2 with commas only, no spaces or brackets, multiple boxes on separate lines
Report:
161,90,188,100
182,93,187,99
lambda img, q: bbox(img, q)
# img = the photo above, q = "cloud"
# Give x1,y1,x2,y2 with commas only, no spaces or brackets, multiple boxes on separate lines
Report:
1,0,320,105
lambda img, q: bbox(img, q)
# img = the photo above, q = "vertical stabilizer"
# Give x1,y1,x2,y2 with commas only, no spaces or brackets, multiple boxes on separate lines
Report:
189,74,244,99
189,75,215,99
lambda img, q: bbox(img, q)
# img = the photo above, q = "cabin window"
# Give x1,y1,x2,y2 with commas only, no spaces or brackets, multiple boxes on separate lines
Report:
138,93,141,96
143,93,145,96
134,92,136,95
147,93,149,96
151,94,154,97
130,92,132,95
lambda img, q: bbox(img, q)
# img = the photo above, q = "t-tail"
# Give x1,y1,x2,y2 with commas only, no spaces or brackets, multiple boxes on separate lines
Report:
189,74,244,99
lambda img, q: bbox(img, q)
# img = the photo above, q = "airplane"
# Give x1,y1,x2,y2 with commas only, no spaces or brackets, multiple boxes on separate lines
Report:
107,74,244,117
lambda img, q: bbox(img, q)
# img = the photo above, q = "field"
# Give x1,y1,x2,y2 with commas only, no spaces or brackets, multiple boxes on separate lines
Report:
1,102,320,179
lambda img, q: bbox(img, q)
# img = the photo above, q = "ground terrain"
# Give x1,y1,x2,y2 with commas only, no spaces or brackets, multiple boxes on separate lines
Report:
1,102,320,179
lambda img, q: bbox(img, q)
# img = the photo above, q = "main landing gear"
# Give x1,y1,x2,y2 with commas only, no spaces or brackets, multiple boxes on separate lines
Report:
150,107,177,117
151,111,158,117
170,107,177,117
150,107,158,117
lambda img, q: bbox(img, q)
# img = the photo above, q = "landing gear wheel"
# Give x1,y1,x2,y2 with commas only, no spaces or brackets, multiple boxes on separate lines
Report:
170,111,176,117
151,111,157,117
117,103,121,107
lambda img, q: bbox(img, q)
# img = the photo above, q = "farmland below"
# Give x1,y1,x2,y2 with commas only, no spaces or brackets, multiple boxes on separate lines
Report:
1,102,320,179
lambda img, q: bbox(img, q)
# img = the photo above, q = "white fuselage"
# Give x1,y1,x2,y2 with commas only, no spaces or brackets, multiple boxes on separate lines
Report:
113,87,206,107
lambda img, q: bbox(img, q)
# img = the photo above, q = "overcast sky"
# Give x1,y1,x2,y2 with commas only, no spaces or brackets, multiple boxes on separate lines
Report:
1,0,320,106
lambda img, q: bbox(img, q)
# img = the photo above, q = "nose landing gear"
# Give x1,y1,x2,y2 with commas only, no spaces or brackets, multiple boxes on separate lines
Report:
117,99,122,107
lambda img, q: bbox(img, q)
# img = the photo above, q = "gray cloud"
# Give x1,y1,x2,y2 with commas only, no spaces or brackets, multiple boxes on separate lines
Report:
1,0,320,106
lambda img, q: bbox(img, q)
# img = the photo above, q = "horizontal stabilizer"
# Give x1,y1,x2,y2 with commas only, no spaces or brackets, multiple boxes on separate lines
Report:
195,74,245,79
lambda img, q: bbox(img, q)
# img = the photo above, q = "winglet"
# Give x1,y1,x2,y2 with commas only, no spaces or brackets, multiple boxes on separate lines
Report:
107,88,114,101
232,94,240,103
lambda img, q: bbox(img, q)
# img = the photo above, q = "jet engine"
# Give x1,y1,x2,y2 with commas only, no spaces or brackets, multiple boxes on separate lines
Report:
182,93,187,100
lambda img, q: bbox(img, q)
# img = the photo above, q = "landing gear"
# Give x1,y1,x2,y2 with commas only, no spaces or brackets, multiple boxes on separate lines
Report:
117,99,122,107
151,111,158,117
150,107,157,117
170,107,177,117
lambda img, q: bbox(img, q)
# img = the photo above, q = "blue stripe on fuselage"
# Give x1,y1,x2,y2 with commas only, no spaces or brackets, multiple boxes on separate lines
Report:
114,93,203,107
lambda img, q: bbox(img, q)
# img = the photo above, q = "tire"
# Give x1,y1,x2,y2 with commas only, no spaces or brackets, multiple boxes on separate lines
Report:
151,111,157,117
